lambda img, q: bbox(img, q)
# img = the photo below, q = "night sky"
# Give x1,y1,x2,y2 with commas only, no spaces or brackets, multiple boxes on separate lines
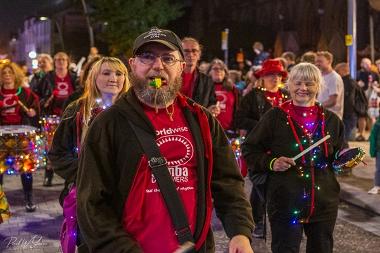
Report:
0,0,50,53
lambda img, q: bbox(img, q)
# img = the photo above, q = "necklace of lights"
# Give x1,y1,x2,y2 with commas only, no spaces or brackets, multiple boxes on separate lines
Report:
280,100,329,224
258,87,288,106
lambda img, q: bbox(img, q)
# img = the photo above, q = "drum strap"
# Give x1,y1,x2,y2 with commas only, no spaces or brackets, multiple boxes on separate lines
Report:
128,120,195,248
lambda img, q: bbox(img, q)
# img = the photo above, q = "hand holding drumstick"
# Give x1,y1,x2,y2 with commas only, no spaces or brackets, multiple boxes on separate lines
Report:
18,100,36,117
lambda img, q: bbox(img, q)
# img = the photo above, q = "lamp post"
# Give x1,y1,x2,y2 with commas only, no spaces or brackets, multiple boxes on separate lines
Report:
347,0,357,79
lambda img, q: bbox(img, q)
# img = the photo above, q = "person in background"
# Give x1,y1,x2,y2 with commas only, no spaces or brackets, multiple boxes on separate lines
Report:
207,59,239,134
356,58,380,141
335,62,358,147
39,52,78,187
249,42,270,67
243,63,344,253
49,57,130,252
76,27,254,253
181,37,219,115
236,59,289,239
0,62,40,212
63,56,102,108
30,54,54,98
315,51,344,120
300,51,317,64
281,51,296,71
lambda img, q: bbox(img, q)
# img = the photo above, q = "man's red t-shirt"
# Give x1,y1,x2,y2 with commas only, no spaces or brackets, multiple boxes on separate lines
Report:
215,83,235,130
123,100,198,253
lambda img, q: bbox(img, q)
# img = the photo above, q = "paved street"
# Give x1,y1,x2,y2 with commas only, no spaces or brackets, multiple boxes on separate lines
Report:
0,148,380,253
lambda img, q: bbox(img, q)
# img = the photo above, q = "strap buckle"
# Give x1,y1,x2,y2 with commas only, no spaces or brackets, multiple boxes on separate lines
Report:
148,157,167,169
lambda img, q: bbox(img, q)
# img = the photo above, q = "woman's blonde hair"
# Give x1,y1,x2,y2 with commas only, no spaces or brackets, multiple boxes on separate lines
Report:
0,62,25,88
287,62,324,91
78,57,130,133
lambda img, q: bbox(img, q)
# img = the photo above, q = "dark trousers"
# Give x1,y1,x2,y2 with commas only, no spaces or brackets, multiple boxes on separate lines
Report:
0,173,33,192
343,114,358,148
270,219,336,253
249,183,265,225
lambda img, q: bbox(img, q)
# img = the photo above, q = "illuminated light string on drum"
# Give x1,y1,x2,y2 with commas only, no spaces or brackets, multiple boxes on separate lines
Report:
0,126,41,175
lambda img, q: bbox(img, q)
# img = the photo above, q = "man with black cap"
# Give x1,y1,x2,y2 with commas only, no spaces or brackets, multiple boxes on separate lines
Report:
76,27,254,253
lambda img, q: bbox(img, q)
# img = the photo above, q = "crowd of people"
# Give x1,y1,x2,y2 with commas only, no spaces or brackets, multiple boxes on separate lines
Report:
0,27,378,252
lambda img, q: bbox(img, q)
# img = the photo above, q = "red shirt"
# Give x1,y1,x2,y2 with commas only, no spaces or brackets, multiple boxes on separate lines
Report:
123,100,198,253
289,104,319,134
181,72,195,98
264,90,284,107
215,83,235,130
52,74,73,115
0,88,22,125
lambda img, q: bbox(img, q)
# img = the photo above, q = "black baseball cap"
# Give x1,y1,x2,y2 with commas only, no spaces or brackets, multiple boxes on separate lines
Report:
132,27,184,58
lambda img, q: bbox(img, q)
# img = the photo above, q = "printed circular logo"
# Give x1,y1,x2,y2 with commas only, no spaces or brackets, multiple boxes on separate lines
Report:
156,134,193,166
3,95,16,106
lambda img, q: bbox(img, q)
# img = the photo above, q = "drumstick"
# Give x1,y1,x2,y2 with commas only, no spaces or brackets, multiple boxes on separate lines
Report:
292,135,331,162
17,100,30,112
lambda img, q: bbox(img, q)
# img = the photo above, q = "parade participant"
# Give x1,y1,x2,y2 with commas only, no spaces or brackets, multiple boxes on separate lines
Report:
316,51,344,119
76,27,254,253
243,63,344,253
63,56,102,108
48,57,129,252
181,37,218,111
281,51,296,72
0,62,40,212
39,52,78,186
300,51,317,64
30,54,54,98
235,59,289,238
207,58,239,132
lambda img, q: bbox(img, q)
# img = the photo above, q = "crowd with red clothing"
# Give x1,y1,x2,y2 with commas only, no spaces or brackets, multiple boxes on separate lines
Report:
0,27,377,253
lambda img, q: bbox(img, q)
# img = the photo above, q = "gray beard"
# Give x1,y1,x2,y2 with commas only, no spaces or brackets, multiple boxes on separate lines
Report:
131,74,182,108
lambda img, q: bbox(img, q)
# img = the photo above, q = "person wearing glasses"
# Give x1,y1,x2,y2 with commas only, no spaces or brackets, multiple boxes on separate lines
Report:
76,27,254,253
242,63,344,253
181,37,219,115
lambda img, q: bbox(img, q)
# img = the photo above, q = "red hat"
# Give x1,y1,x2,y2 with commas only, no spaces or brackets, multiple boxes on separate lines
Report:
254,59,288,79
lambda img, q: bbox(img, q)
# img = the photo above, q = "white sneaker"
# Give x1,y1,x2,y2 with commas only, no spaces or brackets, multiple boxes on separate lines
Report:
368,186,380,194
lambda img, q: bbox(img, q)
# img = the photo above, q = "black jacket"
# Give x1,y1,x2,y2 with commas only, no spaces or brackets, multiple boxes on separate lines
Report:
242,106,344,223
76,90,253,252
191,69,217,108
235,88,289,133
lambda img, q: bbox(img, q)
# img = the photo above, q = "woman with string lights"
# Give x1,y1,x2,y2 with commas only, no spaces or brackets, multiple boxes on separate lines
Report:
235,59,289,238
242,63,344,253
48,57,130,253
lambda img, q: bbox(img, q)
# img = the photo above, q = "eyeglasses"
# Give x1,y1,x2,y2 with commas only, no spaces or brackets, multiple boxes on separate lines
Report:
136,52,182,66
183,49,200,54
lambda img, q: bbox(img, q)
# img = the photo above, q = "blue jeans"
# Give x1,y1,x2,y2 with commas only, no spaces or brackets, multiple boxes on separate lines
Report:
375,153,380,186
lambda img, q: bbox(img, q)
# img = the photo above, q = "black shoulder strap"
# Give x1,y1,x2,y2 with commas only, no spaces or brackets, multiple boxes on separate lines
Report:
128,121,195,246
